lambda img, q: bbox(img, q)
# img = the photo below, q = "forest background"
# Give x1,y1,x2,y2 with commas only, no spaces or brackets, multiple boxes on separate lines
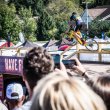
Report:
0,0,110,42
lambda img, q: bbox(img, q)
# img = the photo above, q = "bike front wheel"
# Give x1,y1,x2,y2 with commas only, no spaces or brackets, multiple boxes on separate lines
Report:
85,39,99,51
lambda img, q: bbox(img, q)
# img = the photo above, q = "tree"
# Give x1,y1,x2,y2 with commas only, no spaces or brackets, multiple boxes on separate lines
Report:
8,0,48,15
7,0,34,10
19,7,37,41
0,3,37,42
46,0,83,20
6,0,83,41
45,0,83,39
80,0,110,7
95,0,110,5
37,10,56,41
55,19,68,39
33,0,44,16
89,19,110,37
0,3,21,42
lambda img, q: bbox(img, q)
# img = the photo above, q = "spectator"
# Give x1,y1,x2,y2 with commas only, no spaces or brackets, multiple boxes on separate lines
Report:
7,32,11,47
88,75,110,110
15,47,54,110
0,100,8,110
6,83,25,110
30,71,106,110
71,57,110,110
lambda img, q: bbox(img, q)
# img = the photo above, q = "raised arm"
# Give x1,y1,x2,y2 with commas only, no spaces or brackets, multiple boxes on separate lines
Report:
71,57,90,79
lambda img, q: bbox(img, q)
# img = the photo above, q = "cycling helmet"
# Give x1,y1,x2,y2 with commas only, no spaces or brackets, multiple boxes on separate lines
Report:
70,12,77,20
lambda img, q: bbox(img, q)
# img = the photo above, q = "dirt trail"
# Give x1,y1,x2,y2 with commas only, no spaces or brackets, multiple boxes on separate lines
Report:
68,63,110,79
82,63,110,76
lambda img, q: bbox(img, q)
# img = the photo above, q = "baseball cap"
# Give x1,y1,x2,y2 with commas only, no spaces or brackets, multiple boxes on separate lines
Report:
6,83,23,100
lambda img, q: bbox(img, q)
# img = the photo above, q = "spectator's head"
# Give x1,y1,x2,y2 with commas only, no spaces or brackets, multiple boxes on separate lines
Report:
30,72,106,110
6,83,25,109
23,47,54,95
6,83,24,100
88,75,110,110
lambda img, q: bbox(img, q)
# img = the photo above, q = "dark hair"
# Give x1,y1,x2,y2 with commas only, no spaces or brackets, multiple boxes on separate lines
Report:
72,12,76,15
23,47,54,90
88,75,110,110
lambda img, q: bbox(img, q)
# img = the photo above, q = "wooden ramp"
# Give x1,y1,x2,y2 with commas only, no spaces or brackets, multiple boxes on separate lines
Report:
61,41,110,63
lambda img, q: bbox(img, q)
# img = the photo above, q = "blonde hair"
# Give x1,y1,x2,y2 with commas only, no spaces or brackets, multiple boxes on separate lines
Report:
88,75,110,110
31,72,106,110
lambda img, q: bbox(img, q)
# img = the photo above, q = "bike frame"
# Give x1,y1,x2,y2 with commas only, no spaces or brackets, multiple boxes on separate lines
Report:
61,31,99,56
68,30,86,46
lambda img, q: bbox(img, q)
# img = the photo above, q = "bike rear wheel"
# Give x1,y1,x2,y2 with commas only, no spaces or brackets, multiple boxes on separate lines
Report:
85,38,99,51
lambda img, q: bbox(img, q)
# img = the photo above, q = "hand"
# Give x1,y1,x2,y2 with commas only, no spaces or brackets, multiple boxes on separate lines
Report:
71,57,86,76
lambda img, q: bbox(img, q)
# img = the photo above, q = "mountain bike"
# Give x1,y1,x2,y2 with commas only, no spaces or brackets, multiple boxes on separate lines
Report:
62,30,99,51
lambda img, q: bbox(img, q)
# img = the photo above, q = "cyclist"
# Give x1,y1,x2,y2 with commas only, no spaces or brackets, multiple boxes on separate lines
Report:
67,12,85,44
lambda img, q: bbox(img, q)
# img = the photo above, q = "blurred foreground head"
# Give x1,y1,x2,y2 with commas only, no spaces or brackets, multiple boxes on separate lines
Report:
88,75,110,110
23,47,54,92
30,72,106,110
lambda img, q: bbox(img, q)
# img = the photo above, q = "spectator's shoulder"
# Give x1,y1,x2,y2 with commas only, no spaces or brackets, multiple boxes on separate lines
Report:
0,102,8,110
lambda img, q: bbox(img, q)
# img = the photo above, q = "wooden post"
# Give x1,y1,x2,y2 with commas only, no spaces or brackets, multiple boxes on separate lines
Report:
98,51,102,62
98,42,102,62
98,43,102,52
76,43,80,51
76,43,80,59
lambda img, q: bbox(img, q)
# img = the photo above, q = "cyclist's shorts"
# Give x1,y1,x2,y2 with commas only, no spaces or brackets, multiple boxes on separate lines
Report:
75,24,82,32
